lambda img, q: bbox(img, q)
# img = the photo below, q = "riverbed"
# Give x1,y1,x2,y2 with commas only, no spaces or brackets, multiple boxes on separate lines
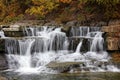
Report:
0,72,120,80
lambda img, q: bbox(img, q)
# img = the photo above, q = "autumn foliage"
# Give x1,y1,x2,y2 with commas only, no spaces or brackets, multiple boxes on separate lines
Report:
0,0,120,23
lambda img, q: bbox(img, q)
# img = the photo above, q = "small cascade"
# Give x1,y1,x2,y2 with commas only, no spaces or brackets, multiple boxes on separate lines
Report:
70,26,101,37
75,40,83,53
90,32,104,52
5,26,120,74
0,30,5,38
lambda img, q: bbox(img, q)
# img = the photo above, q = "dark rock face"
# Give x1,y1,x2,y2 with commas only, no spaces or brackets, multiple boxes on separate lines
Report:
0,39,5,52
0,54,8,70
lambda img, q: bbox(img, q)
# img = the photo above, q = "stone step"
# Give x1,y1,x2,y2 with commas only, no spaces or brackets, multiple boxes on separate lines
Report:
46,62,84,72
105,32,120,37
102,25,120,32
3,28,20,31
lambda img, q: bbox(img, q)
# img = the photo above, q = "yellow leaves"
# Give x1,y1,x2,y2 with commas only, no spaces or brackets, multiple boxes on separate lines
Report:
0,1,6,20
26,0,59,17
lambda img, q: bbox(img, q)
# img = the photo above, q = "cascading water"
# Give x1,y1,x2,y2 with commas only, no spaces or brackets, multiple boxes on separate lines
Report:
5,26,120,74
0,30,5,38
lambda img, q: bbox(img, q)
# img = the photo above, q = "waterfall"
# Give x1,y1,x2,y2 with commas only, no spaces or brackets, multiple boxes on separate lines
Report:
90,32,104,52
75,40,83,53
5,26,120,74
0,30,5,38
70,26,101,37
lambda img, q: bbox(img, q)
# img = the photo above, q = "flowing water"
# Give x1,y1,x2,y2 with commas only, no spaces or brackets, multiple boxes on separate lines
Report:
1,26,120,75
0,30,5,38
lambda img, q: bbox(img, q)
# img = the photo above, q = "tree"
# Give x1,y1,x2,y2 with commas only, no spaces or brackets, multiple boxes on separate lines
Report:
0,0,7,21
26,0,59,18
79,0,120,20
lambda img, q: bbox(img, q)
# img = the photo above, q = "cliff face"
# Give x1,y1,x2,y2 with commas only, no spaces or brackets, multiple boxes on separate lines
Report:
101,20,120,65
102,25,120,51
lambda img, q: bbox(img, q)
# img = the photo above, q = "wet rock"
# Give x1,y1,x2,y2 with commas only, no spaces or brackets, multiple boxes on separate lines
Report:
0,54,8,70
1,25,9,28
0,39,5,52
4,31,24,37
47,62,83,72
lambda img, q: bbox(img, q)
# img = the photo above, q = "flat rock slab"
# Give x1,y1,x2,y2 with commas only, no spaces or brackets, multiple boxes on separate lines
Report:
102,25,120,32
3,28,19,31
46,62,83,72
47,62,83,68
106,32,120,37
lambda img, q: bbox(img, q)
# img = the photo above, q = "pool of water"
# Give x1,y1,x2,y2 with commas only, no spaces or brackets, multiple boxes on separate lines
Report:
0,72,120,80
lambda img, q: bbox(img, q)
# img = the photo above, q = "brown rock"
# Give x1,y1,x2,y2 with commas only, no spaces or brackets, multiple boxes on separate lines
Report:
106,37,119,50
0,76,7,80
102,25,120,32
108,20,120,26
106,32,120,37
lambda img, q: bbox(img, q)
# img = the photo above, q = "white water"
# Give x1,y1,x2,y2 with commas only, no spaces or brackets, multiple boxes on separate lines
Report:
0,30,5,38
90,32,104,52
5,26,120,74
75,40,83,53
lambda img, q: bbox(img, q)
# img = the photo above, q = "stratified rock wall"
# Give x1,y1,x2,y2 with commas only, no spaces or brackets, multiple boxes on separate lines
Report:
102,24,120,51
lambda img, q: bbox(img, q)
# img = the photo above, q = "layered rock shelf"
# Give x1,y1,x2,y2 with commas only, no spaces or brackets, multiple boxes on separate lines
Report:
102,25,120,51
0,20,120,71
